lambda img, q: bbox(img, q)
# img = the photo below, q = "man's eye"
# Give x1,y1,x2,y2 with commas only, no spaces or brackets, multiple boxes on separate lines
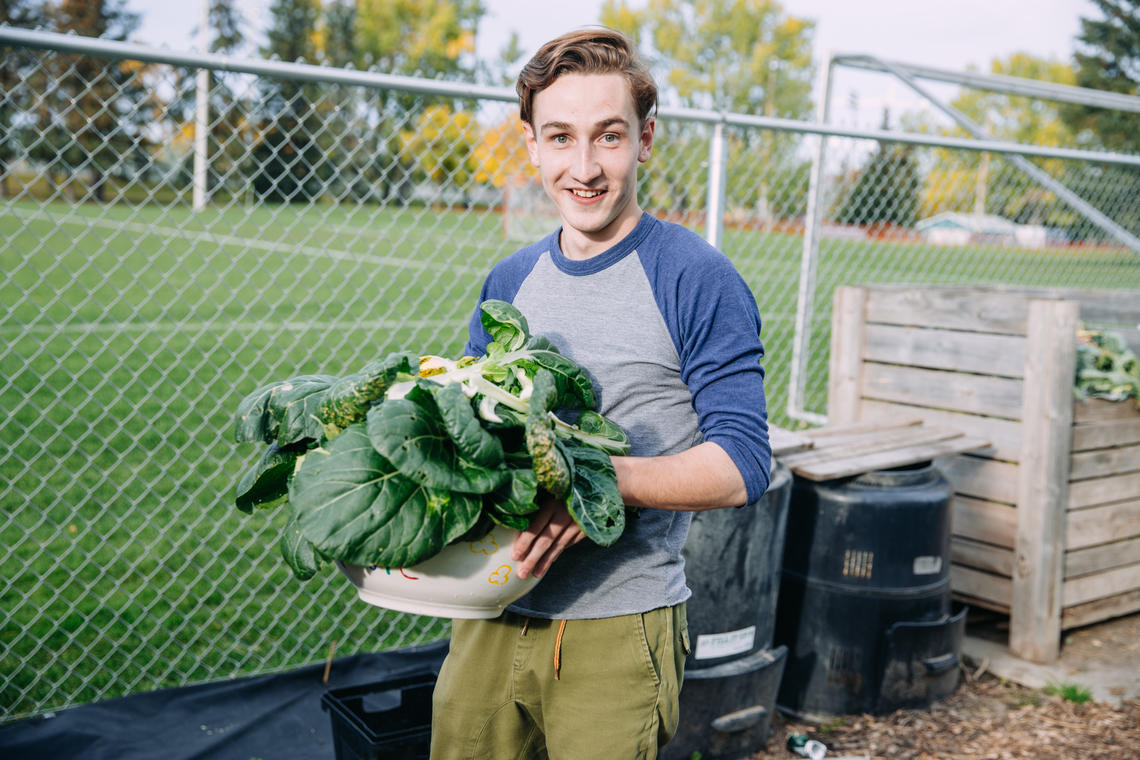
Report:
601,133,620,143
552,135,569,145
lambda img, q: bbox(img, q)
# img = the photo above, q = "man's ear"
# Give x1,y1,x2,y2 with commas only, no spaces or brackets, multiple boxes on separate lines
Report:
638,117,656,163
523,121,540,168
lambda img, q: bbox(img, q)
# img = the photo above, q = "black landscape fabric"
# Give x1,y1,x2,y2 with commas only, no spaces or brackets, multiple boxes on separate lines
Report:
0,641,447,760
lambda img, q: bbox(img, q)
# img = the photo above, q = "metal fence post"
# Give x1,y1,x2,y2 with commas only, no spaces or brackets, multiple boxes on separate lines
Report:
705,117,727,249
787,52,835,426
192,1,209,212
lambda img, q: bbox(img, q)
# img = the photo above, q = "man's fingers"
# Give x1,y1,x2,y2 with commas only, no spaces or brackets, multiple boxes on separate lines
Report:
511,500,582,579
530,529,584,578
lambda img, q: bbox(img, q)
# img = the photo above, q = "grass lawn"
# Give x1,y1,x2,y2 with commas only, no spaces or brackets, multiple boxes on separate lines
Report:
1,197,1136,721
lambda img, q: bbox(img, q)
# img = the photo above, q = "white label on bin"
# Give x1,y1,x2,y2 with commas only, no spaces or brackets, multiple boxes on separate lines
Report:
913,555,943,575
694,625,756,660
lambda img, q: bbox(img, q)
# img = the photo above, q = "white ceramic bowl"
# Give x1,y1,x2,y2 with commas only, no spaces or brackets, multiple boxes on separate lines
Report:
337,525,541,619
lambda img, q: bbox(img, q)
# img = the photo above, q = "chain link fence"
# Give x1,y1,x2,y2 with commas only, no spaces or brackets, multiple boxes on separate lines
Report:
2,28,1138,722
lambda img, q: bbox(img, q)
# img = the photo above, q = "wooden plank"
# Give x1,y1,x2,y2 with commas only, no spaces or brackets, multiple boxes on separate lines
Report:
864,286,1033,335
779,425,964,469
1071,417,1140,451
1063,562,1140,607
952,495,1017,548
1074,398,1140,423
952,592,1010,615
951,564,1012,606
828,285,868,425
863,323,1027,378
939,455,1020,504
862,363,1024,419
791,434,990,481
1069,442,1140,481
1062,587,1140,630
1066,536,1140,578
1068,471,1140,509
951,536,1014,576
769,425,813,457
795,417,921,440
1066,497,1140,550
860,400,1022,462
1009,299,1079,664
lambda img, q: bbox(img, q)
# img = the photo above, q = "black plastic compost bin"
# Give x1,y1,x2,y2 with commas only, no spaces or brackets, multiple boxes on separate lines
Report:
661,460,792,760
773,462,965,720
322,670,436,760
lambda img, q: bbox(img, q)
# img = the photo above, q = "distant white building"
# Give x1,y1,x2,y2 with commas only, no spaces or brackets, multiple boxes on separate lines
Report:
916,212,1047,249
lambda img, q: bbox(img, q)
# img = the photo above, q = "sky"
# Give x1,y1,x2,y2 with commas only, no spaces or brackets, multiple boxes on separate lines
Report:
126,0,1097,126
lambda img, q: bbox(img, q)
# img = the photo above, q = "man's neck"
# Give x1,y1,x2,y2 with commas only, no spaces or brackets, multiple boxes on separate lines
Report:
559,207,643,261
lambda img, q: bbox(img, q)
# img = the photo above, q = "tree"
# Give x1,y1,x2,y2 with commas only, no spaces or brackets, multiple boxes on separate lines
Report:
251,0,325,202
601,0,815,219
353,0,483,79
0,0,47,197
25,0,148,202
472,113,534,188
400,104,481,189
915,54,1084,230
339,1,488,203
601,0,813,115
835,110,921,228
1064,0,1140,154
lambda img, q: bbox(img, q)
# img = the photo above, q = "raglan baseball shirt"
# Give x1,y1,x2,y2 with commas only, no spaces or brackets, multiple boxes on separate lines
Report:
464,211,771,620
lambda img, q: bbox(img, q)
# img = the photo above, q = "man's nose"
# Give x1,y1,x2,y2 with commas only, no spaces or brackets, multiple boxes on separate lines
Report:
571,144,601,183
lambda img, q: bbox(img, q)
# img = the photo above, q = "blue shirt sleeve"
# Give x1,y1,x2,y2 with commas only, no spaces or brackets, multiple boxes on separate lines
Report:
643,225,772,503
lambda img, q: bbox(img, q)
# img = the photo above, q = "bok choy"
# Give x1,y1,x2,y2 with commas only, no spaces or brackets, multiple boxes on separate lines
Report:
232,300,630,580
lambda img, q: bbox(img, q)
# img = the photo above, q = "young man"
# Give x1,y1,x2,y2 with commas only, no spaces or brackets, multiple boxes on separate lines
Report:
430,27,771,760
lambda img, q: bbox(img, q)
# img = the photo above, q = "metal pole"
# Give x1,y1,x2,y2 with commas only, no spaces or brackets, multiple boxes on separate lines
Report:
871,55,1140,255
787,52,835,427
192,0,209,212
705,118,728,248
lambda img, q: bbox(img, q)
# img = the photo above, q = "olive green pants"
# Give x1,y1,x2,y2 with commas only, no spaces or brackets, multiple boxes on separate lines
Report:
430,604,689,760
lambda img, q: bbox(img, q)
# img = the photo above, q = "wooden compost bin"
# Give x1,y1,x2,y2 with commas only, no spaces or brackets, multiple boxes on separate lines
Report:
827,284,1140,663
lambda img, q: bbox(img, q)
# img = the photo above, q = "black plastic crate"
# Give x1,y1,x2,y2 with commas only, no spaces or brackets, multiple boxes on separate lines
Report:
321,671,436,760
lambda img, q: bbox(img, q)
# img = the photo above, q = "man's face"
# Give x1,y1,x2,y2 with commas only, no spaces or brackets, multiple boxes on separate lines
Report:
523,73,654,260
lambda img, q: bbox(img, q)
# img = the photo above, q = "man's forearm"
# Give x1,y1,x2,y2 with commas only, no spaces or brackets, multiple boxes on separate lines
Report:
611,441,748,510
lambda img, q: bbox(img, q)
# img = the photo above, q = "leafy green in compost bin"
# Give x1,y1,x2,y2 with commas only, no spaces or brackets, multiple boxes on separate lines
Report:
1075,327,1140,408
230,300,632,579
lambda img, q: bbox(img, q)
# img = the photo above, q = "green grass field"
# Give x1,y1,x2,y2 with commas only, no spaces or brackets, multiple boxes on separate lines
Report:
1,197,1136,721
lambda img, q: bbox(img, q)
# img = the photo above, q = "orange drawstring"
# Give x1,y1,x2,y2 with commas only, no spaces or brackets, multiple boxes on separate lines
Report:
521,617,530,636
553,619,567,680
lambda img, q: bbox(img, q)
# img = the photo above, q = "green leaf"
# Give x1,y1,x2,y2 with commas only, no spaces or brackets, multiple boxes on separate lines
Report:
526,376,572,499
480,299,530,351
528,368,559,416
234,380,290,444
267,374,339,445
289,423,482,568
367,384,508,495
279,513,324,580
488,468,540,516
435,381,505,468
486,507,530,531
514,350,596,410
234,442,303,513
524,334,559,353
575,410,631,455
319,352,417,428
565,443,625,546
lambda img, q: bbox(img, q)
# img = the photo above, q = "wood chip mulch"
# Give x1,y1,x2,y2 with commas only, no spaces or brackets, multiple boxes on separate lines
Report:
745,669,1140,760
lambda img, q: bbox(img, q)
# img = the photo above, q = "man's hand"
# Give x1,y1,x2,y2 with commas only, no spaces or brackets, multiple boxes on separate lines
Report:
512,497,584,579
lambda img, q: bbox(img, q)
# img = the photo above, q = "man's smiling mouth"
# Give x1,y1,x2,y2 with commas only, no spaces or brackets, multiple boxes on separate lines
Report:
570,189,603,198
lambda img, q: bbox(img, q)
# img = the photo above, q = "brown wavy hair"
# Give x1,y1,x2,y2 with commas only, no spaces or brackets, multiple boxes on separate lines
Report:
516,27,657,127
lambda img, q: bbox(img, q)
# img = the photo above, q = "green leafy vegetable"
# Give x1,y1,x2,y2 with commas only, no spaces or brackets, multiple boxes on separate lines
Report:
289,423,483,568
230,300,632,580
1075,327,1140,408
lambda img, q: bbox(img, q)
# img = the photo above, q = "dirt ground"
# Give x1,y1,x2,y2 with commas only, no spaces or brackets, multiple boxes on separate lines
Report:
744,613,1140,760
